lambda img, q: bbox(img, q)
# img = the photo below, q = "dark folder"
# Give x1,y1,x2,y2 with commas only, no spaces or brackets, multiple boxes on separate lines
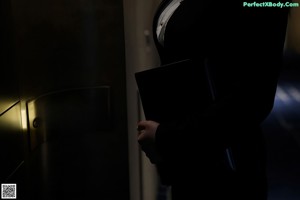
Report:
134,59,213,123
135,59,236,172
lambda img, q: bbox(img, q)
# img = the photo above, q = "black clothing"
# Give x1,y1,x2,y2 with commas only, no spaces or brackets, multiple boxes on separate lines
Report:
152,0,289,199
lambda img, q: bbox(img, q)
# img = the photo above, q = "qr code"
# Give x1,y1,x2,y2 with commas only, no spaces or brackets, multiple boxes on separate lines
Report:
1,184,16,199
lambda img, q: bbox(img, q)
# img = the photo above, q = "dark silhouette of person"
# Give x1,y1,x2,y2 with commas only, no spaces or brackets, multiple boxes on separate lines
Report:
137,0,289,199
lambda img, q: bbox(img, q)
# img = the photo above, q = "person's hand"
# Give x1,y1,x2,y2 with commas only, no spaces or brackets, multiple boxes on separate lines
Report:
137,120,161,164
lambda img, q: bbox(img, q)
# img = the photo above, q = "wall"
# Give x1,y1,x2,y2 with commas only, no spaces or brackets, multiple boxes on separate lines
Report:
1,0,129,199
285,0,300,53
123,0,166,200
0,0,26,186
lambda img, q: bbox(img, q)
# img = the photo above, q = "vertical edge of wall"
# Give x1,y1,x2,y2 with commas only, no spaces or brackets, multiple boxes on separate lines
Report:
123,0,162,200
123,0,142,199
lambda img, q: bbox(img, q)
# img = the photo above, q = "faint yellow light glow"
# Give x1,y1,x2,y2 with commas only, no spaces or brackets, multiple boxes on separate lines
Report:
0,102,22,132
21,109,27,130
